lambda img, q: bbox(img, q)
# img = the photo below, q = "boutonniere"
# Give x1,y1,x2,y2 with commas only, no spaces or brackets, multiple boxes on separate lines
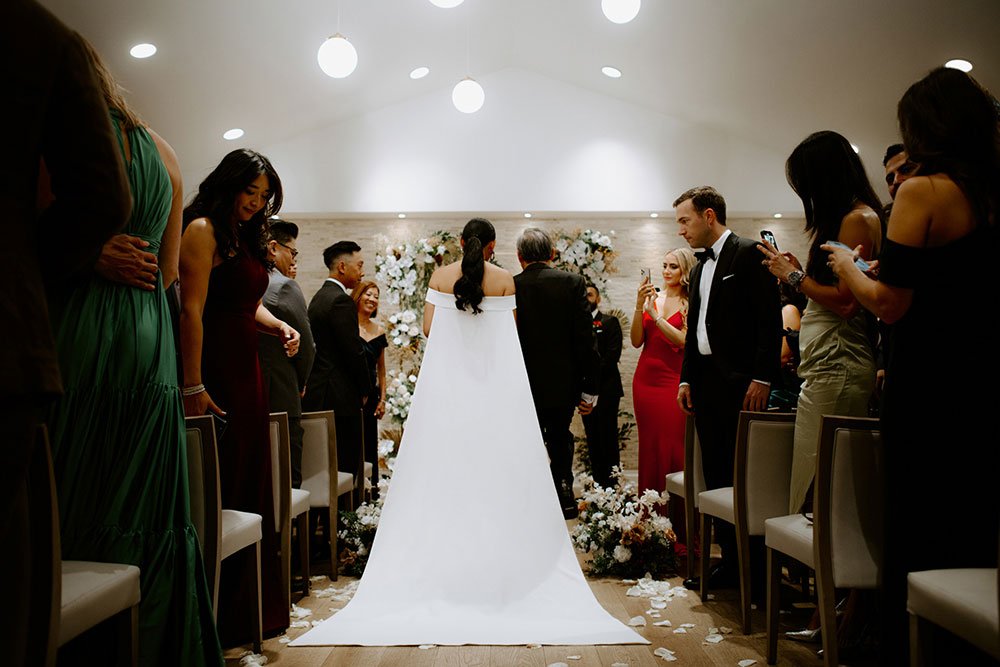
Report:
593,320,603,332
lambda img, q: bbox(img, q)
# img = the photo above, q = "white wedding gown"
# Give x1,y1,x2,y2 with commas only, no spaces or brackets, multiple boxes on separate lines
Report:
291,288,647,646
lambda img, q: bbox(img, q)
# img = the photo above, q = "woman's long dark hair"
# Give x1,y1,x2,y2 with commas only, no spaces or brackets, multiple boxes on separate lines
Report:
454,218,496,314
786,131,883,284
898,67,1000,230
182,149,282,264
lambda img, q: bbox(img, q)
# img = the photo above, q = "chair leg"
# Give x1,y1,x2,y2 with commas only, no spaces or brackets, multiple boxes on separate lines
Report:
685,501,696,578
329,505,339,581
113,604,139,667
737,527,753,635
281,524,291,612
297,513,310,595
699,511,711,601
909,613,931,667
766,548,780,664
250,543,263,654
817,568,837,667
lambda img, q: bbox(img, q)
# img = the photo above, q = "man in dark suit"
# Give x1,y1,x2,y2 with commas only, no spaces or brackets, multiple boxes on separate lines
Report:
258,220,315,487
582,282,623,489
514,228,601,519
303,241,371,487
673,186,781,589
1,2,131,661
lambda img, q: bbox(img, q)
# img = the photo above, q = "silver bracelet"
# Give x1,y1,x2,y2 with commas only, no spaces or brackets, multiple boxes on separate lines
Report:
181,383,205,397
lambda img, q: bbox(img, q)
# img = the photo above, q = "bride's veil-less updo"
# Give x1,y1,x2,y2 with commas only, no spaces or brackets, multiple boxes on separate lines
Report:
454,217,496,314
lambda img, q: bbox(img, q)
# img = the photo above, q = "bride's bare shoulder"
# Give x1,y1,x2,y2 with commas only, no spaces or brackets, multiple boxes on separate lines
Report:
428,261,461,293
483,263,515,297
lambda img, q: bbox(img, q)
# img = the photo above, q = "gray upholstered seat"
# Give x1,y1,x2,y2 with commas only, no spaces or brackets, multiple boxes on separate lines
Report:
908,568,1000,663
59,561,141,647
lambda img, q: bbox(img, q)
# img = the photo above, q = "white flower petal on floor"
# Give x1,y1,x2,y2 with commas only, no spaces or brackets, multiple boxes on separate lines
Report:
628,616,647,626
738,661,758,667
548,663,569,667
720,626,733,634
238,651,268,666
290,620,310,628
653,619,672,627
290,603,312,618
672,627,686,634
704,634,724,644
680,623,695,628
566,656,582,660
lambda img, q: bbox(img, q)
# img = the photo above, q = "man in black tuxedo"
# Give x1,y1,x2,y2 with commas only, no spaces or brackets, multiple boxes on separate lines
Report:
673,186,781,589
304,241,371,487
582,283,623,489
514,228,600,519
258,221,315,487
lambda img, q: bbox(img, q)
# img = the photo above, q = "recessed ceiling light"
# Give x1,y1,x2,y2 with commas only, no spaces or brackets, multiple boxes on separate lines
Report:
523,213,532,218
129,43,157,59
397,213,407,219
409,66,430,80
223,128,244,141
602,0,641,24
773,213,783,219
850,143,859,154
429,0,464,7
945,59,973,72
602,66,622,79
649,213,659,218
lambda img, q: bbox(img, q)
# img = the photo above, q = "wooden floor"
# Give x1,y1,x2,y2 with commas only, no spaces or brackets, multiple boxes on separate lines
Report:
222,539,843,667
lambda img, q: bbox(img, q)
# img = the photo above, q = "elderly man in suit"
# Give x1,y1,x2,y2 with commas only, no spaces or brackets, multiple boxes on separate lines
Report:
514,228,600,519
582,282,623,488
674,186,781,590
304,241,371,488
258,220,315,487
1,1,131,661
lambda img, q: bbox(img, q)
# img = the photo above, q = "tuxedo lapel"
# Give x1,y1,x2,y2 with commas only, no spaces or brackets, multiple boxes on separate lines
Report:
706,234,739,319
688,261,704,326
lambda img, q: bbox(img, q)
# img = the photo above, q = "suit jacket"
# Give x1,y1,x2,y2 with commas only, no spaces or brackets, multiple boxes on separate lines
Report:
592,311,624,399
303,280,371,414
1,0,130,399
258,270,315,418
679,233,781,388
514,263,600,411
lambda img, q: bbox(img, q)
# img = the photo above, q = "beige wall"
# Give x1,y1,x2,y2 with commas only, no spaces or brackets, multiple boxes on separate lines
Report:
288,213,811,469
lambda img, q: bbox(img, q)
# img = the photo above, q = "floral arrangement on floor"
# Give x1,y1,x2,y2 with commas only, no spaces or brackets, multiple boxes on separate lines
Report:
338,477,390,577
551,228,618,294
571,467,678,578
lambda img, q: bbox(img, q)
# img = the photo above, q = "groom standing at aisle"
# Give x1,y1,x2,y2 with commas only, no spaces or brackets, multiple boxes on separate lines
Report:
514,228,601,520
304,241,372,496
674,186,781,590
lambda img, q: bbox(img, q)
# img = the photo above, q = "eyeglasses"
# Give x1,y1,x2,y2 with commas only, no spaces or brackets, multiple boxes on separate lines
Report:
276,241,298,258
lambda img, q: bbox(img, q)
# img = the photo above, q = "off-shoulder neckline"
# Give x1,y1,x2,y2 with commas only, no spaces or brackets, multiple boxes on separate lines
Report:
427,287,514,299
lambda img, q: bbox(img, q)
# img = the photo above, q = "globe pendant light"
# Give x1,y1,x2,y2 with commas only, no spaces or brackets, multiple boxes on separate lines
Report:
317,33,358,78
429,0,464,7
601,0,641,24
452,77,485,114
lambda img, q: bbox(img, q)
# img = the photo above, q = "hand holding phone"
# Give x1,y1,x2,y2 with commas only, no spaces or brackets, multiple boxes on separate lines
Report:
760,230,778,251
825,241,871,272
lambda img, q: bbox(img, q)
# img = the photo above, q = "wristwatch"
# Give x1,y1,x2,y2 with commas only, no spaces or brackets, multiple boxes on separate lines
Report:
787,270,805,290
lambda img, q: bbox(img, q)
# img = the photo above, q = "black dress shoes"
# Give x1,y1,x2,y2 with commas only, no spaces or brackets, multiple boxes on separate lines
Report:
558,480,578,520
683,562,739,591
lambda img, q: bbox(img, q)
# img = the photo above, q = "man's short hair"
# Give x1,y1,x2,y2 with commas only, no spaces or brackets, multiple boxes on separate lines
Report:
673,186,727,225
267,219,298,245
516,228,553,264
883,143,905,167
323,240,361,269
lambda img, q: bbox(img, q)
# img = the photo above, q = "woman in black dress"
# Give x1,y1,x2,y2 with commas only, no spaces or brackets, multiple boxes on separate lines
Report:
352,280,387,492
825,67,999,663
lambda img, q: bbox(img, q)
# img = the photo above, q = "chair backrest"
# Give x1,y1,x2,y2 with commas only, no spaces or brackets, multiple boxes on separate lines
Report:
814,415,881,589
268,412,291,535
185,415,221,610
26,426,60,667
300,411,339,508
734,411,796,535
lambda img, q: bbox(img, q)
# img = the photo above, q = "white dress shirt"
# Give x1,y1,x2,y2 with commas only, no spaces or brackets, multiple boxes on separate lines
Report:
695,229,731,356
326,277,348,293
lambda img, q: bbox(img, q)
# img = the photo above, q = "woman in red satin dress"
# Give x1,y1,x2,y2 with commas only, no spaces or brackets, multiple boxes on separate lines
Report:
631,248,696,504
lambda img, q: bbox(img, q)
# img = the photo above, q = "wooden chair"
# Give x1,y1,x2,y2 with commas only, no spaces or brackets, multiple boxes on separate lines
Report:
664,414,705,576
185,415,263,653
698,410,795,634
29,426,141,667
268,411,311,606
764,415,881,666
300,410,356,580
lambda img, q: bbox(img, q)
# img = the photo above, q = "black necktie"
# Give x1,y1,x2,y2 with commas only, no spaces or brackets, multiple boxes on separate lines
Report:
695,248,715,263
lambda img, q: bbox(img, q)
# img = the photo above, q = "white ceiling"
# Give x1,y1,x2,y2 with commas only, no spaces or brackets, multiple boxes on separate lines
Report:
41,0,1000,212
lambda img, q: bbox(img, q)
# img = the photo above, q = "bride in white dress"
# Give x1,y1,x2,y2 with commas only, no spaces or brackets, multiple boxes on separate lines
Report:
292,219,647,646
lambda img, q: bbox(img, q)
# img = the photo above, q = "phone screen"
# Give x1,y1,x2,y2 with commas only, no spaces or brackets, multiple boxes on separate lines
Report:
760,230,778,251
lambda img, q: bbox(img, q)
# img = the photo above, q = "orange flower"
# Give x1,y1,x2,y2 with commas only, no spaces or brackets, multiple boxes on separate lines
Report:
621,525,646,547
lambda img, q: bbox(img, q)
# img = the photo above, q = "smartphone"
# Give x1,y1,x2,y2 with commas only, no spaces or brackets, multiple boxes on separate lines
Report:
826,241,871,272
211,412,228,443
640,268,651,283
760,229,778,251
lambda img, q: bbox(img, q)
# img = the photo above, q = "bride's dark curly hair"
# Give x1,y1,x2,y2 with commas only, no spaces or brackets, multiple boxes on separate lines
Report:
182,149,283,264
454,217,496,314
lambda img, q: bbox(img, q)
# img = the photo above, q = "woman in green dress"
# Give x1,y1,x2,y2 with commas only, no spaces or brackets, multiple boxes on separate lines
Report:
44,42,222,666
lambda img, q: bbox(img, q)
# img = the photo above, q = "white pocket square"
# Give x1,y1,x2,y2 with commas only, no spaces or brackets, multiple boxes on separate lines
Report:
722,274,735,281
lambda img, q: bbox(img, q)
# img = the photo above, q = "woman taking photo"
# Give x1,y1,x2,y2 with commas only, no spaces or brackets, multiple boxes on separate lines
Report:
631,248,695,506
352,280,387,492
824,68,999,662
179,149,299,642
758,130,882,515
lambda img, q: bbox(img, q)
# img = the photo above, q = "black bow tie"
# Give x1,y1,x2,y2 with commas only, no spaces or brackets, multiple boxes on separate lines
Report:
695,248,716,263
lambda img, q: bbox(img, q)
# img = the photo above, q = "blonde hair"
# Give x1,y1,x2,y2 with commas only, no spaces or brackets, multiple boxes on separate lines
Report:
666,247,697,302
78,36,144,130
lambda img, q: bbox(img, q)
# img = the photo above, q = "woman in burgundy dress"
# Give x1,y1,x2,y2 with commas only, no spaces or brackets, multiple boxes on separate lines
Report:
630,248,696,526
179,149,300,643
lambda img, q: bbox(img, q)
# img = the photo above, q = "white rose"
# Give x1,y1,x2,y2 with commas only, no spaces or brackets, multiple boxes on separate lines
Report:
613,545,632,562
400,310,416,324
408,374,417,383
598,235,611,246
